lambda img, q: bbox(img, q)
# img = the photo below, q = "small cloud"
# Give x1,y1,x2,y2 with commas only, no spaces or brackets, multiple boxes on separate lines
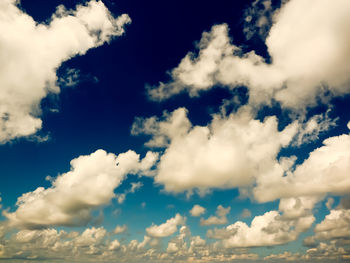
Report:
190,205,206,217
113,224,127,234
116,194,126,204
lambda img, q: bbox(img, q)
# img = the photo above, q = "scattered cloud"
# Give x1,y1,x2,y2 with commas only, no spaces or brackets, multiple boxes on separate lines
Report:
200,205,230,226
113,224,127,234
189,205,206,217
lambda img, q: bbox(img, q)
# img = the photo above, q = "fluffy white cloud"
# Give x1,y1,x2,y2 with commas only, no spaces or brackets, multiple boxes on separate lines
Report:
134,106,298,194
189,205,206,217
254,131,350,202
207,196,316,248
312,209,350,241
166,242,179,253
212,209,314,248
5,149,157,228
148,0,350,109
200,205,230,226
146,214,185,238
0,0,130,143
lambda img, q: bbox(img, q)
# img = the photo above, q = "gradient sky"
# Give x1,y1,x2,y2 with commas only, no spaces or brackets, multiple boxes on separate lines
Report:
0,0,350,262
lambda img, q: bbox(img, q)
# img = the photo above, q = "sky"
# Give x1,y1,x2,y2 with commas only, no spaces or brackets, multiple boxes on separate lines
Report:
0,0,350,262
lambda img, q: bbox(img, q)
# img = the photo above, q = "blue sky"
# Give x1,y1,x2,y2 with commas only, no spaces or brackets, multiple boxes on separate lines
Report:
0,0,350,262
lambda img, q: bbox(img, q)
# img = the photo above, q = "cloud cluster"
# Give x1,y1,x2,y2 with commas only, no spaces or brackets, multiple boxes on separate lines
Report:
5,149,157,228
0,0,130,143
148,0,350,109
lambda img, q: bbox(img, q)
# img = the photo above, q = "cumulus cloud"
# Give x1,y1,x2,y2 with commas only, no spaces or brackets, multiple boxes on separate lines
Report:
146,214,185,238
254,130,350,202
210,209,314,248
134,106,298,194
189,205,206,217
0,0,130,143
200,205,230,226
148,0,350,109
207,197,316,248
5,149,157,228
311,209,350,241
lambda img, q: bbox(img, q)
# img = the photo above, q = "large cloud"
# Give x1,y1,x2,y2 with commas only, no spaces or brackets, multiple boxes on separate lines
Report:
133,106,298,194
5,149,158,228
254,129,350,202
148,0,350,109
0,0,130,143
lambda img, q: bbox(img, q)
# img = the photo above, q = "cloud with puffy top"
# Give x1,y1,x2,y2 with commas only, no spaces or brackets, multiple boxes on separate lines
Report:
5,149,157,228
148,0,350,110
146,214,185,238
0,0,130,143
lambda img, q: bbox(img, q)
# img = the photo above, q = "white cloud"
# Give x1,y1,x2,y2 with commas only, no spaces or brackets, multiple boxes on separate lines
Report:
166,242,179,253
148,0,350,109
291,109,338,147
108,239,121,251
200,205,230,226
146,214,185,238
113,224,127,234
254,131,350,202
264,251,301,261
5,149,157,228
134,106,298,194
312,209,350,241
213,210,314,248
208,197,316,248
0,0,130,143
305,241,349,261
189,205,206,217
